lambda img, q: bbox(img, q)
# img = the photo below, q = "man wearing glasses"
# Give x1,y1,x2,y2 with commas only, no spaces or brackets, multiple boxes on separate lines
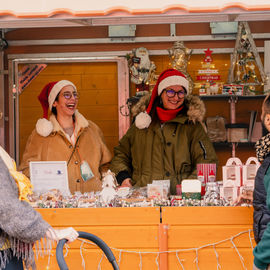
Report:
19,80,112,194
110,68,218,195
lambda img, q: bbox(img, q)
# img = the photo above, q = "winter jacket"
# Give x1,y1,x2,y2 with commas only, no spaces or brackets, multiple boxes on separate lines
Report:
19,111,112,193
0,156,50,269
110,95,218,194
253,158,270,269
253,154,270,244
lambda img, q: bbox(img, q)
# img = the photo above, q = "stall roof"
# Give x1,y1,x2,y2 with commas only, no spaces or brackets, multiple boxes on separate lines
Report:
1,0,270,28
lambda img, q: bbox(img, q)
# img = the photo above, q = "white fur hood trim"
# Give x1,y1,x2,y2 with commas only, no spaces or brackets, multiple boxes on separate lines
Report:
36,110,89,137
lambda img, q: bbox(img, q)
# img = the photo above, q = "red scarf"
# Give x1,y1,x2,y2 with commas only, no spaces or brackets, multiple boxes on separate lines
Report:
156,105,184,124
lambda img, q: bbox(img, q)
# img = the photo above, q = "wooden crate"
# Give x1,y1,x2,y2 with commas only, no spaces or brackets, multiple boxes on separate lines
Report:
36,207,160,270
162,206,255,270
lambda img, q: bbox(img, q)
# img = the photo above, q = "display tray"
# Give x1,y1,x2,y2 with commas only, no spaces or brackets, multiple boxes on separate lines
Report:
35,206,254,270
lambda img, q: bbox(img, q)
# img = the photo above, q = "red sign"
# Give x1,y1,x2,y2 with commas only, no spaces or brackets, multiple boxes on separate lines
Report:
18,64,47,93
196,75,221,81
204,48,213,63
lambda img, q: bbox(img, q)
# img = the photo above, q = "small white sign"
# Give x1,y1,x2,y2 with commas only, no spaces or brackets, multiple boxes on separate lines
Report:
30,161,70,196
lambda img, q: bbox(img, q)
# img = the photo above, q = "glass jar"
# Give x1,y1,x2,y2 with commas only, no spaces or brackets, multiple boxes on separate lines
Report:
204,182,220,206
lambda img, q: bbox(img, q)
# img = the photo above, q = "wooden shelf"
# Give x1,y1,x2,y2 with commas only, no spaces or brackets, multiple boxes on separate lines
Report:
213,141,256,147
200,94,265,100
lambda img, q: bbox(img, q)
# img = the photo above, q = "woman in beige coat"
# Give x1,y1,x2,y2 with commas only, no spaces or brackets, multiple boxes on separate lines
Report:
19,80,112,194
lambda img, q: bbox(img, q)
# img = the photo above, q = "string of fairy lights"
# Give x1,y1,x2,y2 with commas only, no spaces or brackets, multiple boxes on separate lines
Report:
44,229,254,270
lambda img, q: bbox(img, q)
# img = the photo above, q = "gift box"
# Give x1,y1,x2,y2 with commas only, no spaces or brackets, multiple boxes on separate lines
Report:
197,163,216,183
222,84,244,96
147,180,170,199
242,157,260,188
222,157,243,187
197,163,216,196
226,123,248,142
220,180,239,203
182,179,201,200
147,184,164,199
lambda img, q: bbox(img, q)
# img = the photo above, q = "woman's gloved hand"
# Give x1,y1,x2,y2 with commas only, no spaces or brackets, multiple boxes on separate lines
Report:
46,227,79,243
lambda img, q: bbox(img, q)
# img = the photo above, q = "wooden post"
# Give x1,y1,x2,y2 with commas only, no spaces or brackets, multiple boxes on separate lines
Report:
159,224,168,270
229,96,237,157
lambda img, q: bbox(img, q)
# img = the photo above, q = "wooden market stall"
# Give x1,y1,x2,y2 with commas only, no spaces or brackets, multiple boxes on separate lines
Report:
36,206,254,270
0,2,270,270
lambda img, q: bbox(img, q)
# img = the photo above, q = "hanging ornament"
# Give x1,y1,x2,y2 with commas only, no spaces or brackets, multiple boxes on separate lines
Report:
241,34,247,40
168,41,193,72
168,41,194,92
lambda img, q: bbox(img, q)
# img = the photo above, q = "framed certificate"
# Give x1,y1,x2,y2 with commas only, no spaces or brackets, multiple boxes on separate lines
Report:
29,161,70,196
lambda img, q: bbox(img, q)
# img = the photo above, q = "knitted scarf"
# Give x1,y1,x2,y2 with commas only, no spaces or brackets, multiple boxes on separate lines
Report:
156,105,184,124
255,133,270,162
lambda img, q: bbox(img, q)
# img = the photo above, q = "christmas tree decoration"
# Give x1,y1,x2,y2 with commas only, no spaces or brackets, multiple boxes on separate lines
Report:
168,41,194,93
228,22,268,95
196,48,222,95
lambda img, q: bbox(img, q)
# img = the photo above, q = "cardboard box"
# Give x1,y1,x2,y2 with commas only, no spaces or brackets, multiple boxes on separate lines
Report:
222,84,243,96
222,157,243,187
226,123,248,142
220,180,239,203
242,157,260,187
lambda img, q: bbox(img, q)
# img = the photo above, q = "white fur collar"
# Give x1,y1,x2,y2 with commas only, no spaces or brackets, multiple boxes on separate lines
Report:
36,110,89,137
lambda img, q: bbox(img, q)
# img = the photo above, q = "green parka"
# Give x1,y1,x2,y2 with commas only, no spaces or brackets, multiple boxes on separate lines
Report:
110,95,218,194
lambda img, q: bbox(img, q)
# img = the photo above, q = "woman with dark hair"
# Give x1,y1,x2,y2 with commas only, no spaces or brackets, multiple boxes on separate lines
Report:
110,68,218,194
19,80,111,194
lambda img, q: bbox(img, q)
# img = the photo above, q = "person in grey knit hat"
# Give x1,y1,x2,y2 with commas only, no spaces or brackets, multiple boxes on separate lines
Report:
0,146,78,270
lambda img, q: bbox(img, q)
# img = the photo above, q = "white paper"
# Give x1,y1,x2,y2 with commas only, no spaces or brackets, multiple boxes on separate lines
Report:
30,161,70,196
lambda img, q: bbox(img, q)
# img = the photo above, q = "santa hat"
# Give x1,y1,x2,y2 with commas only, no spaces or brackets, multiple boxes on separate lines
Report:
36,80,76,137
135,69,189,129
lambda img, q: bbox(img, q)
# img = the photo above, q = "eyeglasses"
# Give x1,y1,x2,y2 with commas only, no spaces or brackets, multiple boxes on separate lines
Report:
164,89,186,98
62,91,80,100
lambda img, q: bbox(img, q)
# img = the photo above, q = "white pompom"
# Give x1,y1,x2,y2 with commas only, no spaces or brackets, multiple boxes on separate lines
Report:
36,118,53,137
135,111,152,129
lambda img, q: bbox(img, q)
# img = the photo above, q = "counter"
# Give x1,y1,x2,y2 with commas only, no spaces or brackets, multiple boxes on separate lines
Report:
36,206,254,270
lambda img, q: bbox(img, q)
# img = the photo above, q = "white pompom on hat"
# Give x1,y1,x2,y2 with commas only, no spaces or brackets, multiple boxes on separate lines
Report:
135,111,152,129
135,69,189,129
36,80,77,137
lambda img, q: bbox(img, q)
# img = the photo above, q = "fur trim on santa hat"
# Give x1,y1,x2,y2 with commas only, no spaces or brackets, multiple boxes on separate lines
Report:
158,75,189,95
